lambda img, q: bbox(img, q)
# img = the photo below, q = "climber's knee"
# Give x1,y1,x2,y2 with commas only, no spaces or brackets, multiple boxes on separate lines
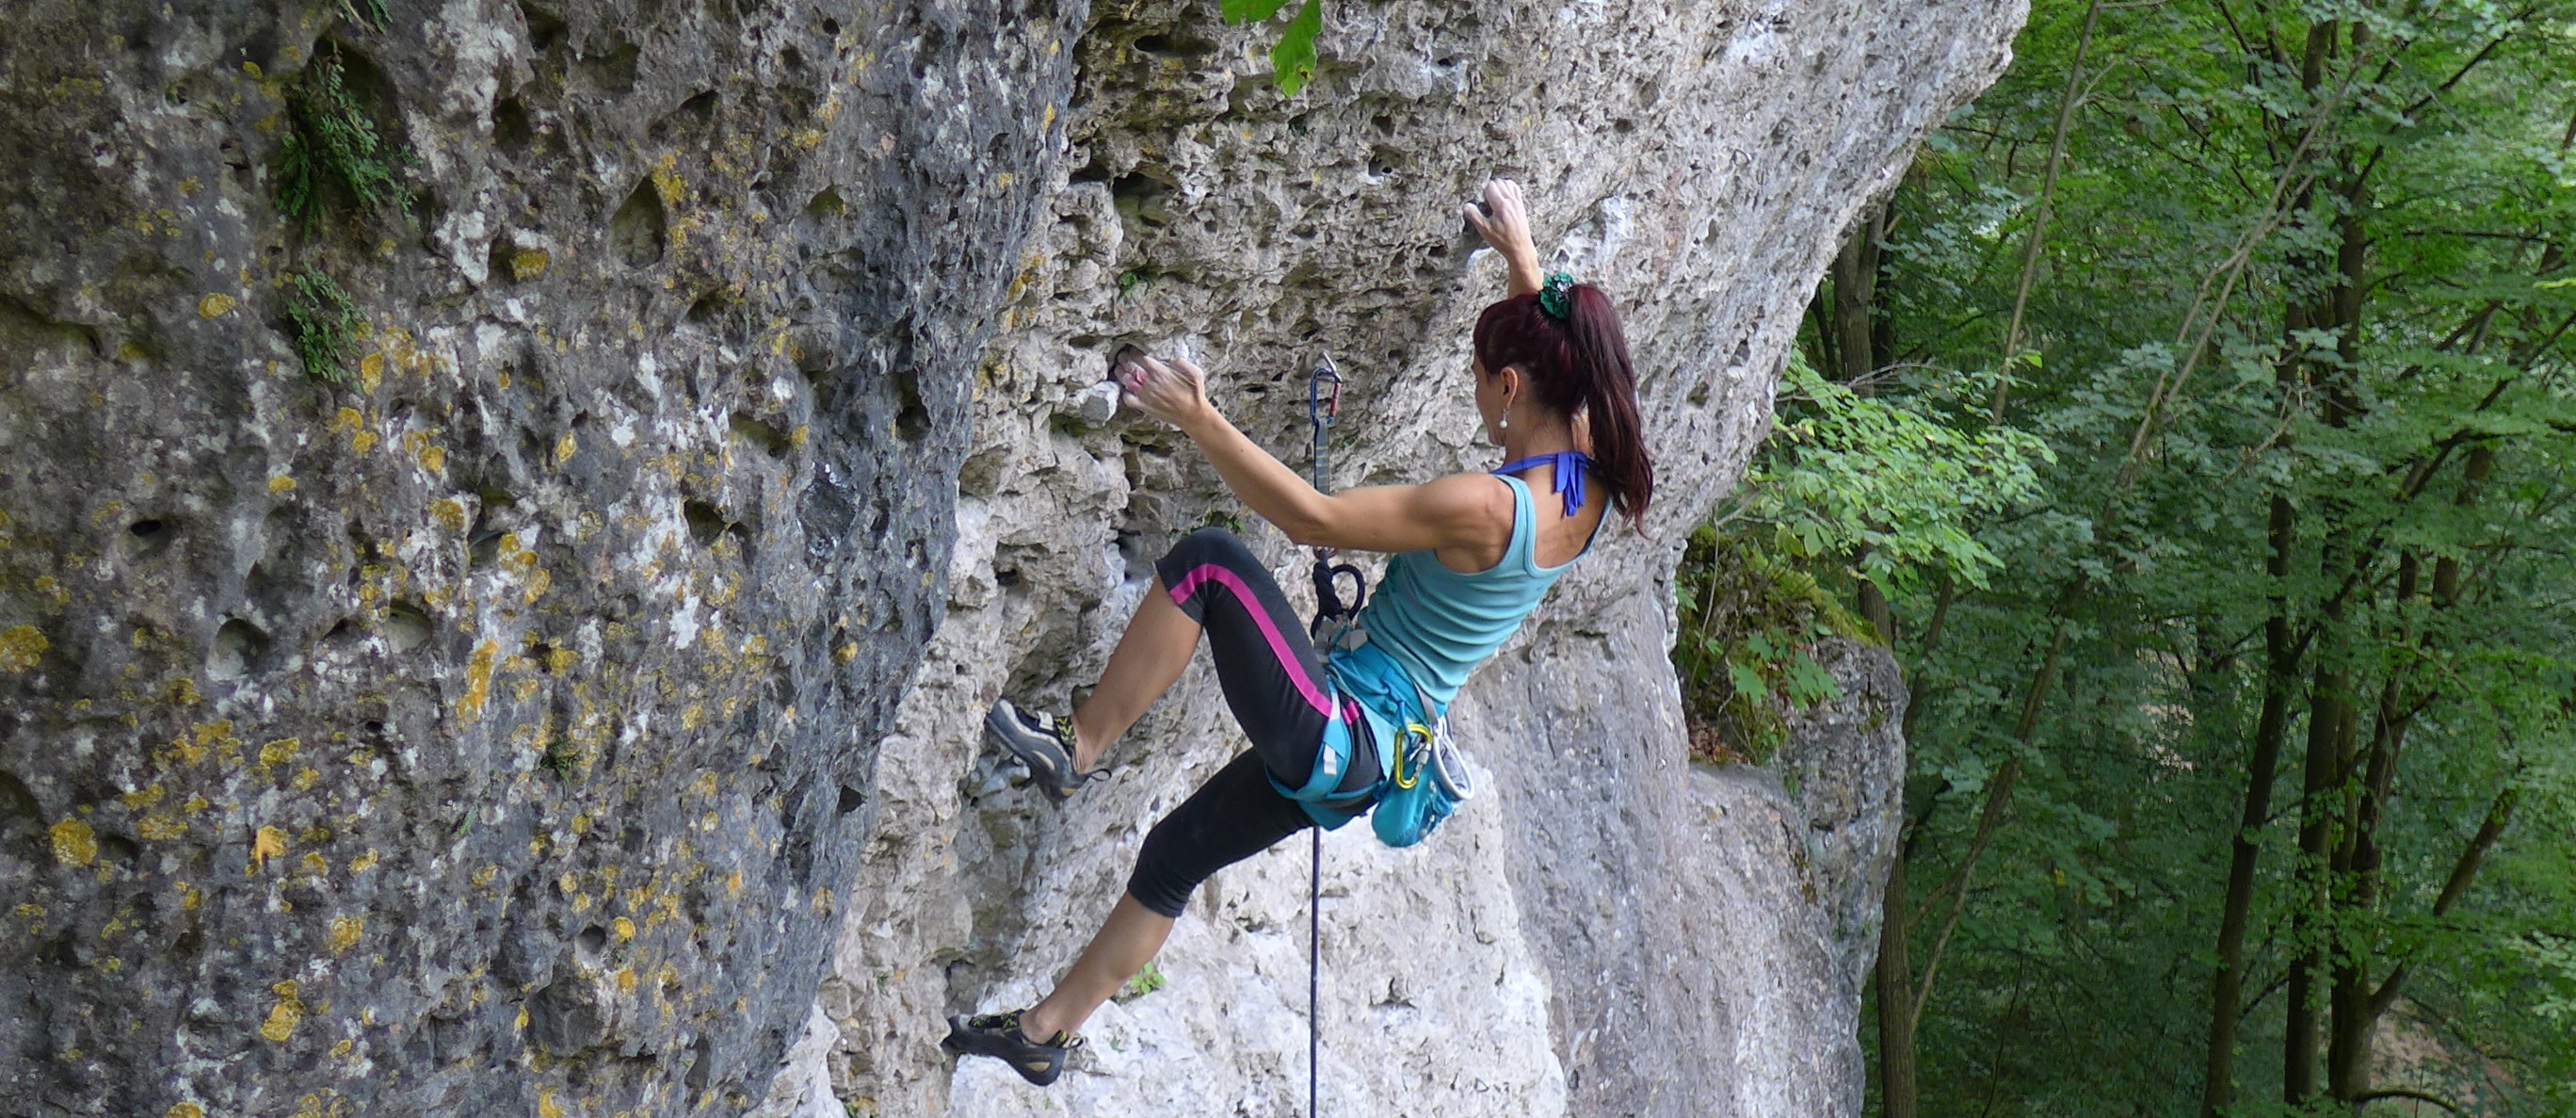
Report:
1127,815,1198,919
1163,525,1251,573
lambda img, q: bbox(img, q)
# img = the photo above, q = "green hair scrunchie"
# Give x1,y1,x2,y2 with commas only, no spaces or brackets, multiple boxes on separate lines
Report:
1538,271,1577,320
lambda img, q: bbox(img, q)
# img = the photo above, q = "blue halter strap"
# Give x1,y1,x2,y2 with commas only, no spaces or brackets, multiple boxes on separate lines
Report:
1492,450,1595,518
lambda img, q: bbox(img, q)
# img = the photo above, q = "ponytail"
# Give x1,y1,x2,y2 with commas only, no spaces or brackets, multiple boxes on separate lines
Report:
1472,286,1656,529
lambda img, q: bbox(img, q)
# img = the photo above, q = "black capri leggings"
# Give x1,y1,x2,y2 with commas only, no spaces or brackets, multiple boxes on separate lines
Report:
1127,528,1378,918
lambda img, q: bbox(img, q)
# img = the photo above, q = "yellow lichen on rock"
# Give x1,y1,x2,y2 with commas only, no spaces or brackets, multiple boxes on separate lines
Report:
459,640,499,721
510,249,550,281
259,737,300,769
197,293,236,319
49,818,97,867
251,826,287,871
329,915,363,954
259,983,302,1043
0,624,48,672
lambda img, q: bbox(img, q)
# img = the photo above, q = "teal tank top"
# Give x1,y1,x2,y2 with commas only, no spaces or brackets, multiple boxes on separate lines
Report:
1345,471,1598,707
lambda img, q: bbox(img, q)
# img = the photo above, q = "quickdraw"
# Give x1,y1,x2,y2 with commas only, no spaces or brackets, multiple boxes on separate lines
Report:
1307,355,1366,643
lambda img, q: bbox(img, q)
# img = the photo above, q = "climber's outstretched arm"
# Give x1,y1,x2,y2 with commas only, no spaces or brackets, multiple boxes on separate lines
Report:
1118,354,1511,556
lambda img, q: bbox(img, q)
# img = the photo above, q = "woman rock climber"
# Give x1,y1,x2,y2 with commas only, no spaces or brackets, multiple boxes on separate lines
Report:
942,178,1654,1086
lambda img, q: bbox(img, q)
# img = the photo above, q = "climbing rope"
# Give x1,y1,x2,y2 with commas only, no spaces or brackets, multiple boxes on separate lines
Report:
1303,354,1356,1118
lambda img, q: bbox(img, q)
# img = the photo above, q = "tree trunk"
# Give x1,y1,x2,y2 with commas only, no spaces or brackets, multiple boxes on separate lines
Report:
1875,846,1920,1118
1830,200,1887,386
2198,494,2298,1118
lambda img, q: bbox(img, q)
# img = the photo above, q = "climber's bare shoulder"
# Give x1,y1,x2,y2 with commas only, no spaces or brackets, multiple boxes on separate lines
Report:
1283,472,1512,559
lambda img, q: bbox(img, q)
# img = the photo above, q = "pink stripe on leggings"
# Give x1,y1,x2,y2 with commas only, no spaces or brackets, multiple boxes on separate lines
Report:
1167,563,1342,721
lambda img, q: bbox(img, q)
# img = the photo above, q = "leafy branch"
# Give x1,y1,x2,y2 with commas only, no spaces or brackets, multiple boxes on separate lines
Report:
1221,0,1324,96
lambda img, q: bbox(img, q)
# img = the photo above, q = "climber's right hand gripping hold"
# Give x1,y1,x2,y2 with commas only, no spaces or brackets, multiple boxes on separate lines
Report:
1462,177,1544,299
1114,350,1513,561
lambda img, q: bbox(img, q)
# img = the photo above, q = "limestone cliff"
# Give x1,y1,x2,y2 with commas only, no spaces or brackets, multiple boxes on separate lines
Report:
0,1,2015,1116
821,3,2010,1116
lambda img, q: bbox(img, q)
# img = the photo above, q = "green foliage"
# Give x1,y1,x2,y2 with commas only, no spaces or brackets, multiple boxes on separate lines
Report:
1672,525,1870,764
282,269,362,383
1114,961,1166,1003
1730,353,2052,592
340,0,388,30
1220,0,1323,97
1838,2,2576,1114
1115,267,1159,298
276,49,410,231
539,737,582,781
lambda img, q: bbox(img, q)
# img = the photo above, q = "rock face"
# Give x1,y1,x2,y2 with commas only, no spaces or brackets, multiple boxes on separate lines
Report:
0,1,1078,1115
0,1,2005,1116
818,3,2009,1116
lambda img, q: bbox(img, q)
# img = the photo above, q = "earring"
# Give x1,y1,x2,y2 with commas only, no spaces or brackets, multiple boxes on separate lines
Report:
1498,415,1509,432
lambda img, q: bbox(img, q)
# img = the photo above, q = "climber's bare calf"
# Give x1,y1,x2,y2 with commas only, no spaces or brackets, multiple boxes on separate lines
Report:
1064,576,1199,774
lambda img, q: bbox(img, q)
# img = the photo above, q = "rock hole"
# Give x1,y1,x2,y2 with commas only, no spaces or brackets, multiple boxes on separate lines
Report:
575,924,607,957
867,503,890,538
683,1034,716,1089
820,17,839,35
580,36,641,94
684,501,727,547
728,414,791,458
804,187,844,221
1109,171,1172,230
779,44,803,72
837,786,864,816
892,367,929,442
1687,379,1713,407
487,238,520,284
127,518,173,558
384,601,432,653
492,96,534,154
209,618,270,681
0,770,45,863
685,288,730,327
609,179,667,268
520,2,569,54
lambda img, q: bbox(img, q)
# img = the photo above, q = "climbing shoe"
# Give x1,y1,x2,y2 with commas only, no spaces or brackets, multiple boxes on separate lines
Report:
942,1010,1083,1087
984,699,1105,802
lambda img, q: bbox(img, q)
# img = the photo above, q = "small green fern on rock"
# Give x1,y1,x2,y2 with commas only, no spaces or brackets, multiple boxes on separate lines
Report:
276,49,410,231
283,269,363,382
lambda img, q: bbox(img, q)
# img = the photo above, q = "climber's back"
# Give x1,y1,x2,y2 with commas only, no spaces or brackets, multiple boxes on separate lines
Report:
1356,457,1602,706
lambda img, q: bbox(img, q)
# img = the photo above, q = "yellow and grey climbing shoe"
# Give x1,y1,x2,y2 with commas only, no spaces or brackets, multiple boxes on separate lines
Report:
941,1010,1082,1086
984,700,1106,802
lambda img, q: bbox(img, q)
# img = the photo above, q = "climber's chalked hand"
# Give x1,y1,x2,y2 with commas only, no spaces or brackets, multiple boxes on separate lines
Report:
1463,177,1537,263
1115,352,1212,429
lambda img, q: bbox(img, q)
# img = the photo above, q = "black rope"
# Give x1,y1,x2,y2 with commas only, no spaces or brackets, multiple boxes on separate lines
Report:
1302,355,1346,1118
1309,824,1321,1118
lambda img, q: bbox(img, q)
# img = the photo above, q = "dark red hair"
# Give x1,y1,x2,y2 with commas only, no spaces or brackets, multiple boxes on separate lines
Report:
1471,285,1654,528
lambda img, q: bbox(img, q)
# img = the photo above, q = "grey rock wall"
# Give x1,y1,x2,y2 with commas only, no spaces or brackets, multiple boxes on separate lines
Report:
0,1,1079,1114
818,2,2008,1116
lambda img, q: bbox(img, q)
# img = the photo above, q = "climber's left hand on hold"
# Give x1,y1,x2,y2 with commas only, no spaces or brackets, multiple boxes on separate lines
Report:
1116,353,1215,429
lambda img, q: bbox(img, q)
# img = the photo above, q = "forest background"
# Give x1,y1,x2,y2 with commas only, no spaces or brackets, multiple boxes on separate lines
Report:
1670,0,2576,1114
